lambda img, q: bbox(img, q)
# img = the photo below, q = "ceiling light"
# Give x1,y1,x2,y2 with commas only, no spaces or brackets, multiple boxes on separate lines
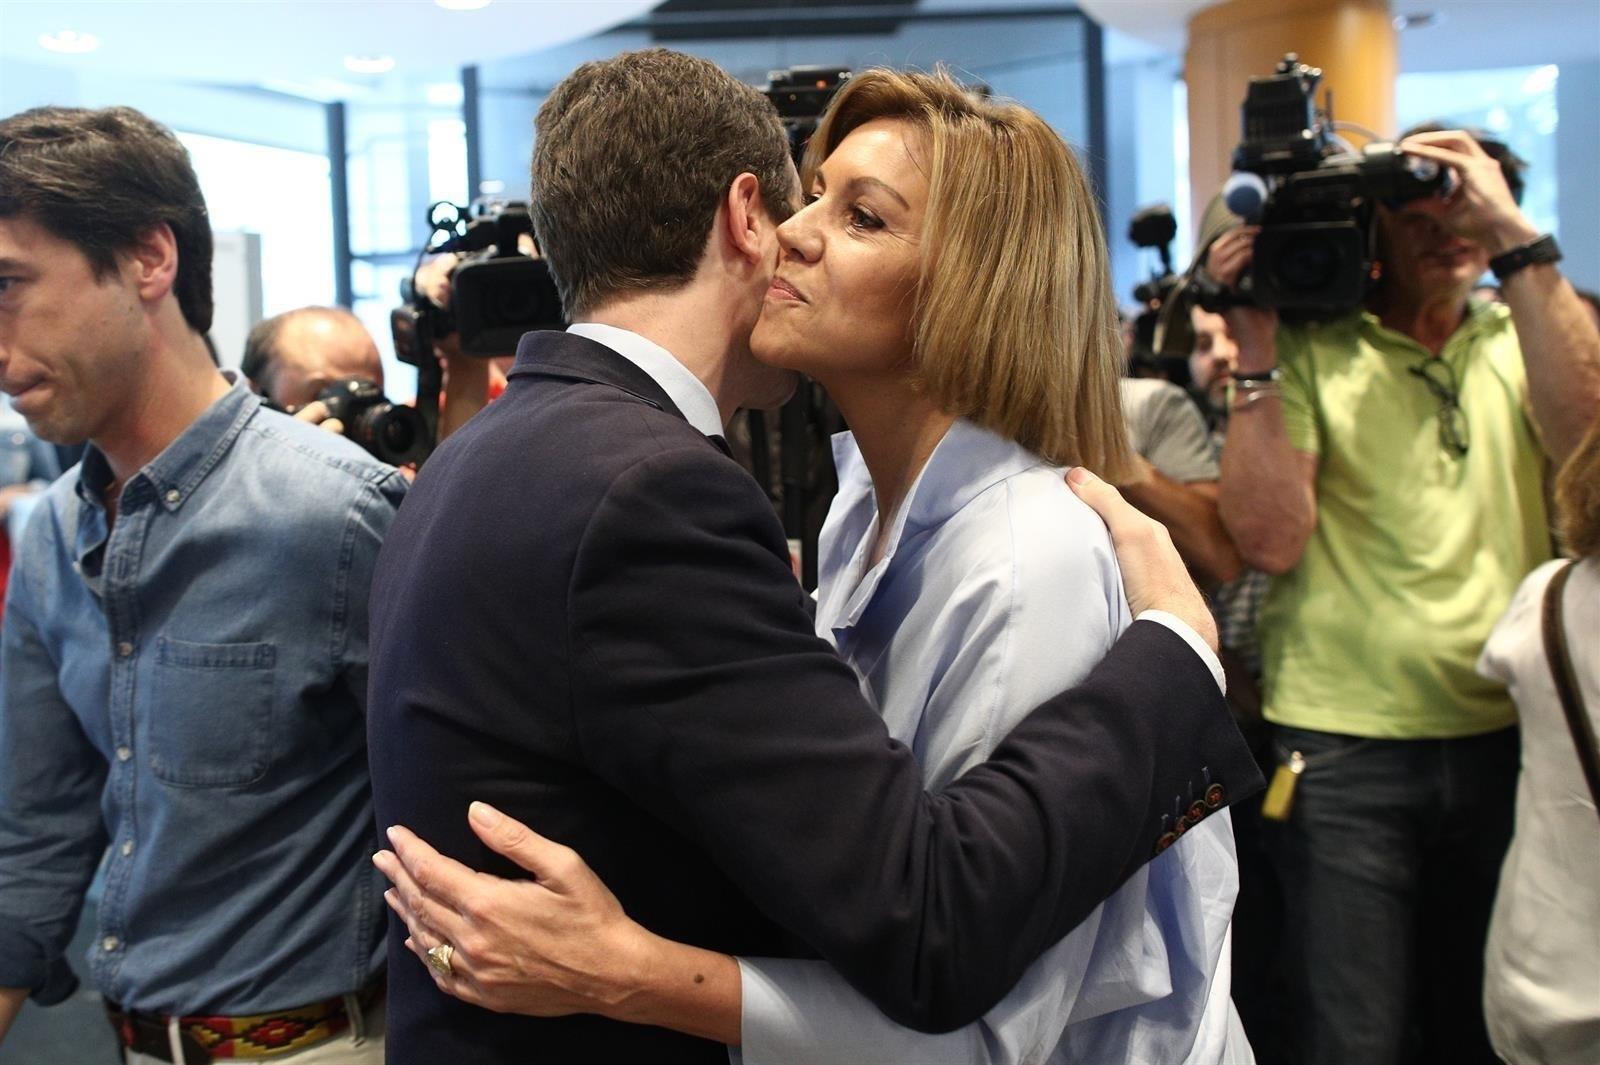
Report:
1393,11,1442,31
39,30,101,54
436,0,493,10
344,55,396,75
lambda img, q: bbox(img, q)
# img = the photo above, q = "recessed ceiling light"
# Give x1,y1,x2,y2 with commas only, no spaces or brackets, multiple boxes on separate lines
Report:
344,55,396,75
1393,11,1442,30
436,0,493,10
39,29,101,54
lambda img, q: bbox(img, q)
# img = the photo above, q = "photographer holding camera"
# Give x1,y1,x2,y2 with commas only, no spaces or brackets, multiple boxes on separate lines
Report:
242,307,431,469
1210,121,1600,1064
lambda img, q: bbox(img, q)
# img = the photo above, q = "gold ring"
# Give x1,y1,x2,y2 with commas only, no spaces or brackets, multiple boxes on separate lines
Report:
425,942,455,977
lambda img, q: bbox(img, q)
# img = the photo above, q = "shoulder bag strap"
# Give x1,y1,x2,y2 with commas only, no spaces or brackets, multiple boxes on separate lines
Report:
1541,560,1600,820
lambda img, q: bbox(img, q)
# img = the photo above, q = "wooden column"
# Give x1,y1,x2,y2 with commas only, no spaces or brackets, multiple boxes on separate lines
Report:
1185,0,1397,225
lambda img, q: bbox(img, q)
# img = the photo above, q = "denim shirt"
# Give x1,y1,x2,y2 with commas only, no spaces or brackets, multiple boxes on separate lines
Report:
0,379,407,1014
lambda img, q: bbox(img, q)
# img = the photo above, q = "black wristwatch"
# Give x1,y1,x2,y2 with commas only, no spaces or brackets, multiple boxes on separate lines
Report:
1489,233,1562,282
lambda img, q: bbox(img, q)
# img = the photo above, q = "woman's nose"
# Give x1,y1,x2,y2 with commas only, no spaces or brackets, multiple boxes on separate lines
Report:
777,205,821,262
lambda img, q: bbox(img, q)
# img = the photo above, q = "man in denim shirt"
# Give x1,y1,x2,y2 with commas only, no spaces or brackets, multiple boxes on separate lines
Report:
0,107,406,1063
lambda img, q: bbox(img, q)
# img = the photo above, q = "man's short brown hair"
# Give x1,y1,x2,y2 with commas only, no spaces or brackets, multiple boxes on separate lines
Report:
0,105,214,333
530,49,794,317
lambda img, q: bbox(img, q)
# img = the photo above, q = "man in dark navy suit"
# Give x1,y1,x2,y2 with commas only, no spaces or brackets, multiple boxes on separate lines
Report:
367,48,1259,1064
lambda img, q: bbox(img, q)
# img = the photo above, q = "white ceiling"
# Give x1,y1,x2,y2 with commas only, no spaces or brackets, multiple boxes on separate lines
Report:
1080,0,1600,72
0,1,659,100
3,0,1595,103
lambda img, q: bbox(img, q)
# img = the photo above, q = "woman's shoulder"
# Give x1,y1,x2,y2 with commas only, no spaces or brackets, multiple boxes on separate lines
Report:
934,456,1123,613
1479,557,1594,685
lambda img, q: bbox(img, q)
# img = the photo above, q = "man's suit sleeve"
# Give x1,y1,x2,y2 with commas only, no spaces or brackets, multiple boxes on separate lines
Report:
567,446,1260,1033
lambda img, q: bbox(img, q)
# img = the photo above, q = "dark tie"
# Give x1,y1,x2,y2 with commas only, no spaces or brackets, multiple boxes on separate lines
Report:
708,434,733,458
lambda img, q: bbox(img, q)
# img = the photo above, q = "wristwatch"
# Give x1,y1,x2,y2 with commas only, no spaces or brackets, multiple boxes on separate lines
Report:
1233,368,1280,387
1489,233,1562,282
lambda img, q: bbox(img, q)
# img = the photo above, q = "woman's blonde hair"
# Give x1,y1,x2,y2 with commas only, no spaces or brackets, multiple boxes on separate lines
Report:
805,68,1134,480
1555,413,1600,558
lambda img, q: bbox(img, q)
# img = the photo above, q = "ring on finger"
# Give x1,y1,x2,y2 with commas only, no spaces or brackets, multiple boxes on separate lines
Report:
426,942,455,977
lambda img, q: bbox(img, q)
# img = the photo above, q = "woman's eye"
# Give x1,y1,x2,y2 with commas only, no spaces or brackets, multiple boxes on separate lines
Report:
848,206,883,231
802,192,822,207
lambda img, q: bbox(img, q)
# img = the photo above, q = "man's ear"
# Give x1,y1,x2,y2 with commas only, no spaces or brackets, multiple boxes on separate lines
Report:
721,172,768,265
123,222,181,306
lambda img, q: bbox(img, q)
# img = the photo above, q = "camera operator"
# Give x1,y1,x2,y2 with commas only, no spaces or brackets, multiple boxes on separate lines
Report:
1210,127,1600,1064
407,252,505,442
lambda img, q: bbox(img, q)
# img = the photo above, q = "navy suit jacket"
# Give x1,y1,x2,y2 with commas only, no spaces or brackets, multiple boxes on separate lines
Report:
367,330,1261,1063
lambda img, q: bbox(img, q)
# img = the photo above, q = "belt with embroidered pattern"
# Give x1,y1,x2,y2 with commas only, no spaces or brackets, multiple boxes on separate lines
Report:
104,977,383,1062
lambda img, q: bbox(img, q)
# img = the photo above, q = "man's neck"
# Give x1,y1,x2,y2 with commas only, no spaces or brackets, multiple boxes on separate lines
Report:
578,285,751,426
96,330,230,486
1380,285,1473,356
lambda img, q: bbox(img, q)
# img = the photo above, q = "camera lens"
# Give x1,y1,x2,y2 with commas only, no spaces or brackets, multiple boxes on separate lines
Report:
1276,234,1343,293
376,410,418,457
350,403,425,466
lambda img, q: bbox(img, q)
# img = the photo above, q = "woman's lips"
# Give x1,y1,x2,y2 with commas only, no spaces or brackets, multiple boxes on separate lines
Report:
767,277,805,302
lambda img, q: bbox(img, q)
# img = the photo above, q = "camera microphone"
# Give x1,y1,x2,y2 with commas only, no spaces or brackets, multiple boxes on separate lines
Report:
1223,172,1268,223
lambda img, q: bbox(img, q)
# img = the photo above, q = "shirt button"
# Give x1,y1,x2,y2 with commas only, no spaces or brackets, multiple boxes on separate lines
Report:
121,840,134,857
116,746,132,762
116,642,134,658
101,936,119,953
165,489,181,504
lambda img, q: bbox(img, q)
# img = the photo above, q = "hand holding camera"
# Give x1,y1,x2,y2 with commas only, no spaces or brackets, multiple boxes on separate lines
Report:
1397,130,1537,256
1203,226,1280,374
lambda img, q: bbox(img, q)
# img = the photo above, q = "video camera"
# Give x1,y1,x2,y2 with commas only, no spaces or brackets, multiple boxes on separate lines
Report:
387,197,567,463
1207,53,1450,313
1126,204,1190,384
765,66,853,161
391,197,566,366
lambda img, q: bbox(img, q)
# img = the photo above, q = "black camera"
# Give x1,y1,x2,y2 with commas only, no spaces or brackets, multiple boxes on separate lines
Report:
1126,204,1191,383
1214,54,1450,313
764,66,853,161
391,198,566,366
305,378,429,467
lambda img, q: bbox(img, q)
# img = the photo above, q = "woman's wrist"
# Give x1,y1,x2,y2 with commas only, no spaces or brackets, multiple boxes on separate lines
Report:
605,929,742,1045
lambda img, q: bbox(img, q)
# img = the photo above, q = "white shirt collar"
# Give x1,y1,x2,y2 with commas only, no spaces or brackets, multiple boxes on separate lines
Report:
565,322,723,438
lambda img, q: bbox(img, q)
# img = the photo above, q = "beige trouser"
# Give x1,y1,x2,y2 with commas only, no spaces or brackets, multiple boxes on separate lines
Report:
123,995,384,1065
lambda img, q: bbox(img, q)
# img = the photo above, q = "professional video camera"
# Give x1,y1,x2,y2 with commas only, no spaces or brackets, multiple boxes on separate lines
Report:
1126,204,1190,384
765,66,853,160
1207,53,1450,313
268,377,429,467
391,197,566,366
389,197,567,459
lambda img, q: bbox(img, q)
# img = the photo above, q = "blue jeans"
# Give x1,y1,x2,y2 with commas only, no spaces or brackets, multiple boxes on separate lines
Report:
1267,725,1518,1065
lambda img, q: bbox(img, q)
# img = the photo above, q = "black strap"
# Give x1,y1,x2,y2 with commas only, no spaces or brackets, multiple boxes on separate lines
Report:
1541,560,1600,821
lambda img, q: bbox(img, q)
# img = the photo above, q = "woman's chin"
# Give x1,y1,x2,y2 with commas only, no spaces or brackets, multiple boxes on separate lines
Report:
749,331,812,373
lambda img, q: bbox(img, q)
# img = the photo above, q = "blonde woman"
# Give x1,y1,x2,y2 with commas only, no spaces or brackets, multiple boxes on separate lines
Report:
385,70,1246,1063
